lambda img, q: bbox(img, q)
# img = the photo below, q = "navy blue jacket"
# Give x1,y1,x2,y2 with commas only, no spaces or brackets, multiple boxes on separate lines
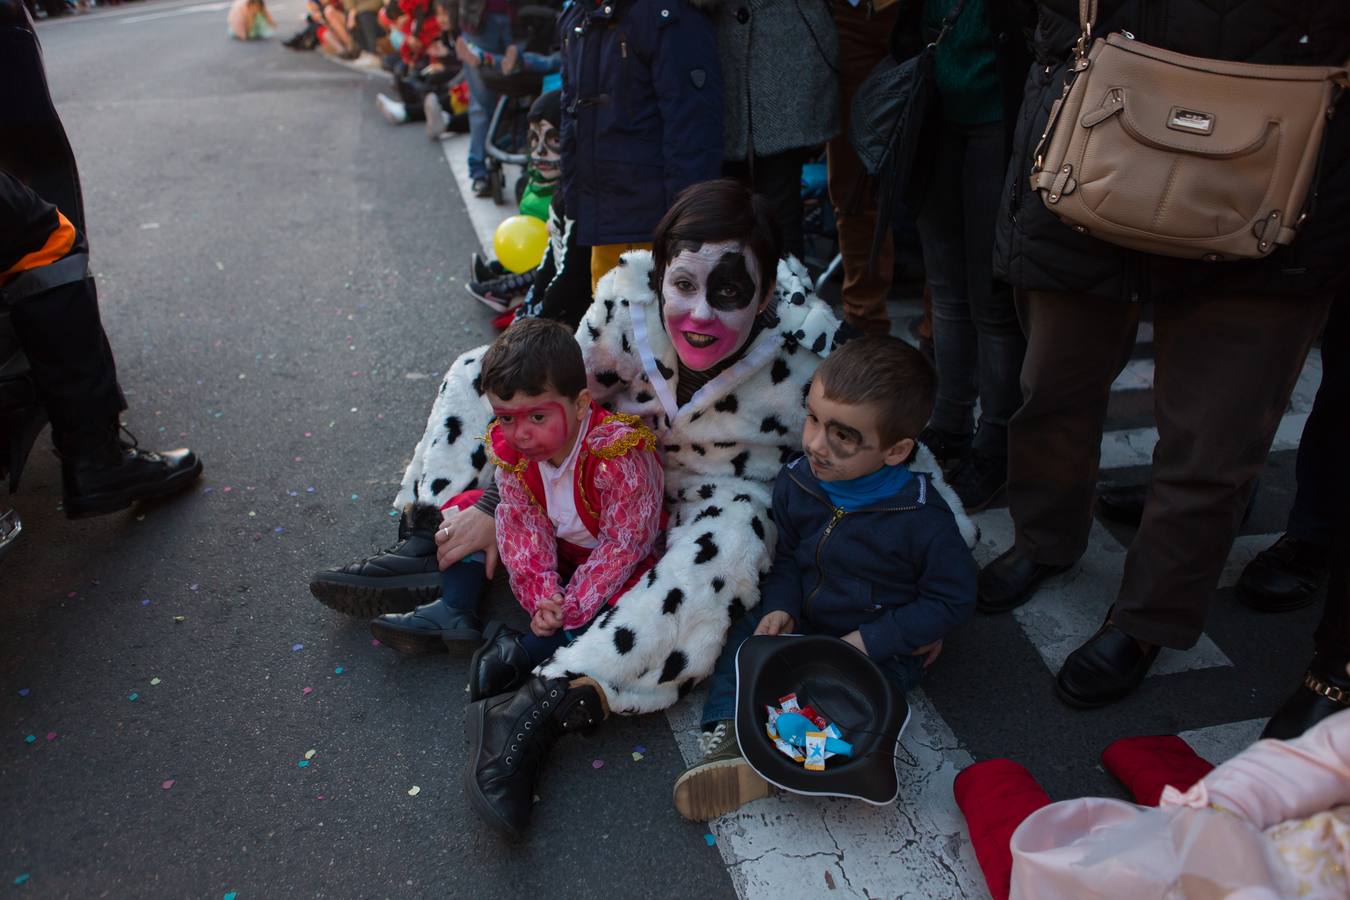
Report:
760,457,977,662
558,0,723,247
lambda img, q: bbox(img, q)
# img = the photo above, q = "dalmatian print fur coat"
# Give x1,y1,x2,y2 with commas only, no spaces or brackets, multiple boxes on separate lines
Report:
394,251,976,714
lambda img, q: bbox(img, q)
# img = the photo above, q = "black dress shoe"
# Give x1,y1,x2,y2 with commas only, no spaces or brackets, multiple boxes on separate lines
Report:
469,622,534,701
1262,653,1350,741
1238,534,1329,613
464,675,606,839
59,426,202,519
369,597,483,656
1055,622,1160,709
1096,482,1147,527
947,451,1007,512
977,547,1071,614
309,505,442,617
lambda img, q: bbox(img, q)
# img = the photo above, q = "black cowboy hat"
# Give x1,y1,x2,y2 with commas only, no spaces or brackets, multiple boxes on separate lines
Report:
735,634,910,804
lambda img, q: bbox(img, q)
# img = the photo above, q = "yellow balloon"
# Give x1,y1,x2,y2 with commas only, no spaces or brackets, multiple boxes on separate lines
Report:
493,215,549,274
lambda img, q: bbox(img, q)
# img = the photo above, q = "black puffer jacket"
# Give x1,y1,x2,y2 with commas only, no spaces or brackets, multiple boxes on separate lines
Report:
994,0,1350,302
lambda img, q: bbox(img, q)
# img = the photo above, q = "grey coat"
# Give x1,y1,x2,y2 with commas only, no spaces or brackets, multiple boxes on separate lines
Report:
698,0,840,160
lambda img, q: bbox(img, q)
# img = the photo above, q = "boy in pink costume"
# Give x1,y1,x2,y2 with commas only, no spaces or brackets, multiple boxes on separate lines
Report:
464,317,665,705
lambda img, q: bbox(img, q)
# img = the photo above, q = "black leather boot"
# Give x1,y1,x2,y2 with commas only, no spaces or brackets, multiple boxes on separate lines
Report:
58,425,202,519
1096,482,1148,527
1238,534,1329,613
1262,653,1350,741
369,597,483,655
468,623,535,701
309,505,442,617
464,675,607,839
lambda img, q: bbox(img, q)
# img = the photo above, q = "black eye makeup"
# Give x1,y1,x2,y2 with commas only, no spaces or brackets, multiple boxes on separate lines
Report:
705,252,757,312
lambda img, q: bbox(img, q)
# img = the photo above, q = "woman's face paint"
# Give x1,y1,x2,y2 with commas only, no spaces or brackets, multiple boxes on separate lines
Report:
660,241,766,372
487,388,588,464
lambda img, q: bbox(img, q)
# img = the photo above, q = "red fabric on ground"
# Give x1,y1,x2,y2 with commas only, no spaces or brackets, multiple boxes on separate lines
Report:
1101,734,1215,806
953,759,1052,900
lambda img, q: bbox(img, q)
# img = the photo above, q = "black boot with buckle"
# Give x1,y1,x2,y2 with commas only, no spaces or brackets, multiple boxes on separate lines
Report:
468,622,534,701
309,505,443,617
464,675,608,839
1263,653,1350,741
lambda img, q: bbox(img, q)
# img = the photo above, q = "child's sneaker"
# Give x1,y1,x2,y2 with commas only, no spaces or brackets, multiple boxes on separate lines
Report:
466,270,533,313
424,92,450,140
375,93,407,125
470,252,507,283
673,720,772,821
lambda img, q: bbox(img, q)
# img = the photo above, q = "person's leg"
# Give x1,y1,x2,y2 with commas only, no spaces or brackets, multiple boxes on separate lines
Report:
915,122,977,443
393,72,427,120
1008,292,1138,566
354,9,380,52
321,4,353,51
464,65,493,181
1287,298,1346,548
826,0,899,334
750,149,808,262
1111,292,1333,649
700,606,764,727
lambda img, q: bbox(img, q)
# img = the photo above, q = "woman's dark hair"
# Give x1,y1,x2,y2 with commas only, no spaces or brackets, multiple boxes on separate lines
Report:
814,335,936,448
480,317,587,401
651,178,782,303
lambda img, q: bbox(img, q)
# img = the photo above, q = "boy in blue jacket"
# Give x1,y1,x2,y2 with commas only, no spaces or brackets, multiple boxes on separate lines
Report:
673,334,977,821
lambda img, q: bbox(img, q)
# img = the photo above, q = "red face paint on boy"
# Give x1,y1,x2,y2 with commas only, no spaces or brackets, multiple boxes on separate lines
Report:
488,389,593,465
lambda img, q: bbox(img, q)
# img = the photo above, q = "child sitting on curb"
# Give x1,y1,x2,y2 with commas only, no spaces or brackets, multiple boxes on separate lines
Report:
465,318,665,702
673,334,977,820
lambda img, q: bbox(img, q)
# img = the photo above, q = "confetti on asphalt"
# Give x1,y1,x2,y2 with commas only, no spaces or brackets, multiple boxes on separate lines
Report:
633,745,646,754
24,735,35,744
174,616,186,623
248,511,257,518
45,732,56,741
14,873,30,886
297,760,310,768
189,584,200,592
387,510,399,518
128,693,139,701
302,687,313,695
304,749,316,760
274,527,284,534
631,752,643,762
703,834,717,847
224,893,237,900
287,491,298,497
162,780,175,790
371,639,380,647
150,678,161,686
350,494,359,501
305,487,316,493
141,598,152,606
140,222,160,229
591,759,604,770
17,688,28,697
407,786,421,797
824,871,836,890
291,643,304,652
334,666,345,675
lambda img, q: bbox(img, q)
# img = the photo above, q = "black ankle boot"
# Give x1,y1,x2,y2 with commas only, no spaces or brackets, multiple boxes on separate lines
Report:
369,597,482,655
1238,534,1329,613
309,505,442,617
58,424,202,519
464,675,607,839
1262,653,1350,741
468,623,534,701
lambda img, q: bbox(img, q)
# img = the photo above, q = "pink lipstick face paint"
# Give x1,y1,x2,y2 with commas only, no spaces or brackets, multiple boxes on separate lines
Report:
490,400,571,461
659,241,765,372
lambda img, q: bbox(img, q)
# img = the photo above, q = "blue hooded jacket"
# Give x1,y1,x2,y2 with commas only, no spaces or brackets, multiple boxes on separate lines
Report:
558,0,723,247
759,456,977,661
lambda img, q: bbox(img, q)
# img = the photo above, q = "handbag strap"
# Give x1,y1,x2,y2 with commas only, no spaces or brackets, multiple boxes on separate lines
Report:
1074,0,1096,62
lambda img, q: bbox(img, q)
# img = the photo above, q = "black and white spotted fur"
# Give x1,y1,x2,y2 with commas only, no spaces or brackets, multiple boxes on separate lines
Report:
394,251,975,714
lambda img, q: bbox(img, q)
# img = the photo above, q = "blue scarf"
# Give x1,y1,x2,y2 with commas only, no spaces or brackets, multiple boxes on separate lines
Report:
819,464,913,511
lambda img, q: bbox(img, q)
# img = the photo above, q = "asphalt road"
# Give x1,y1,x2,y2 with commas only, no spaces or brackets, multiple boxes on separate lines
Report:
2,5,736,897
3,4,1331,898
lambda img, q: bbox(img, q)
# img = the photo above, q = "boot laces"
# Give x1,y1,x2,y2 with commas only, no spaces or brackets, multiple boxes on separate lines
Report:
698,722,729,757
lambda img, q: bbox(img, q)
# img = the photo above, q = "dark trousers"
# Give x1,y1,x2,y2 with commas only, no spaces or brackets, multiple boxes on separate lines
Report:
1008,289,1332,649
9,277,125,448
352,9,381,53
1315,531,1350,659
826,0,899,334
1288,298,1348,548
724,147,811,262
915,119,1025,454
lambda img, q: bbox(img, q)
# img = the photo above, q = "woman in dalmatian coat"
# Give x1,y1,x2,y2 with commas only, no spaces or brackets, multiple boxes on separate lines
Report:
377,180,974,837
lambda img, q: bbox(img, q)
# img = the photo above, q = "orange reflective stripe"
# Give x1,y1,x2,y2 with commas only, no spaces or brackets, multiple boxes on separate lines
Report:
2,211,77,282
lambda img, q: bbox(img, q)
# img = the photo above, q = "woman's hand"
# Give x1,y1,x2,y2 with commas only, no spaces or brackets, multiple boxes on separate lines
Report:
754,611,795,636
435,506,499,575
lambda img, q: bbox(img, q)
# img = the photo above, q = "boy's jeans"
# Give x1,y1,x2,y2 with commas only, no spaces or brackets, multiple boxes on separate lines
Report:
464,12,513,180
700,605,925,728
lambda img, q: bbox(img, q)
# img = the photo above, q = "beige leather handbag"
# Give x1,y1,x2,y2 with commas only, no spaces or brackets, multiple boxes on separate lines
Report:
1030,0,1349,261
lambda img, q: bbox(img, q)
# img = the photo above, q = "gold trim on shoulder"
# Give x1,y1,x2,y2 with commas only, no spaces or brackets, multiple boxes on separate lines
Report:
482,422,527,475
587,412,658,460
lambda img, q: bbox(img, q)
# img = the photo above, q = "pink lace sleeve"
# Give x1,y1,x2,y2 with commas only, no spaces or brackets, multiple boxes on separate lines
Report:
560,449,664,629
493,468,562,615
